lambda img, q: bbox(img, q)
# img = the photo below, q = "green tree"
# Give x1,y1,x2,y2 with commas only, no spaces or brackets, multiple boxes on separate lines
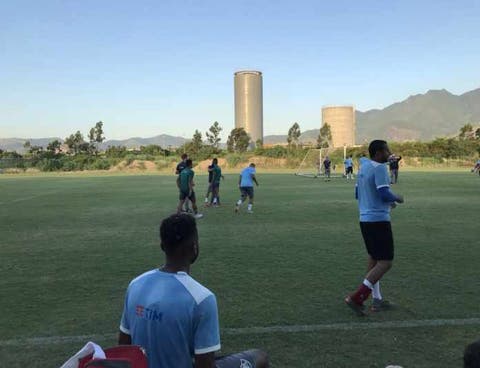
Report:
46,140,62,153
475,128,480,140
65,131,86,154
459,124,474,140
287,122,301,147
227,128,250,153
88,121,106,154
317,123,332,148
206,121,222,150
191,130,203,154
255,138,263,149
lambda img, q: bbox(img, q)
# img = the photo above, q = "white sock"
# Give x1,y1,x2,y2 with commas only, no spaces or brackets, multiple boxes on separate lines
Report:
372,282,382,300
236,199,242,206
247,204,253,211
213,198,217,204
204,197,208,202
363,279,374,290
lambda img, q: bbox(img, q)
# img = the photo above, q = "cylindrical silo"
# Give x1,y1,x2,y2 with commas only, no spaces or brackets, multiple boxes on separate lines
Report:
234,71,263,145
321,106,356,148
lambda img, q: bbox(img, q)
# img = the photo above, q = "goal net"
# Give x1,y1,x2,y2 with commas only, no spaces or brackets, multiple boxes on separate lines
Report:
295,148,346,178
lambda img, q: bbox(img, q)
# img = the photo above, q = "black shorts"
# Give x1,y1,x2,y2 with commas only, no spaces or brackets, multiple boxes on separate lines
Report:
346,167,353,174
360,221,394,261
215,349,263,368
179,190,196,201
240,186,254,199
212,182,220,190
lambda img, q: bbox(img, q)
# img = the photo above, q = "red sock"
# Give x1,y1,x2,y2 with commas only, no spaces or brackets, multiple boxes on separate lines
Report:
351,284,372,305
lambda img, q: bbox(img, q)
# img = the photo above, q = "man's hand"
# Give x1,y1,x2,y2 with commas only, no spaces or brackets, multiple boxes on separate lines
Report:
390,202,397,209
396,194,404,204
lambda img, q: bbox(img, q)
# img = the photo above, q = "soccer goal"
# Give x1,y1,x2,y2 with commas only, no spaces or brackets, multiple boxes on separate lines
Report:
295,147,346,178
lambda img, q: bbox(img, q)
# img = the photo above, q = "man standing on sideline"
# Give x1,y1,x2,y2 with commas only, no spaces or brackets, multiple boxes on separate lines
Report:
235,163,259,214
176,153,192,212
204,159,215,206
344,155,354,180
323,156,332,181
118,214,269,368
345,140,404,316
176,159,203,219
210,158,224,206
388,154,402,184
471,159,480,175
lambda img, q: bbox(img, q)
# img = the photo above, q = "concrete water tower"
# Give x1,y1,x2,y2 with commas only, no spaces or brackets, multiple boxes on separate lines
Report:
321,105,356,147
234,70,263,145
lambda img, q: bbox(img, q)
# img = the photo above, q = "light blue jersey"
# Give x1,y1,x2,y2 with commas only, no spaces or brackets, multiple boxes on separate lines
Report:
344,158,353,168
356,159,392,222
240,167,256,187
120,270,220,368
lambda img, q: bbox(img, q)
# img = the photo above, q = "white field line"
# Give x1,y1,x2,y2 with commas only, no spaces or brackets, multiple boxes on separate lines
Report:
0,192,59,205
1,318,480,347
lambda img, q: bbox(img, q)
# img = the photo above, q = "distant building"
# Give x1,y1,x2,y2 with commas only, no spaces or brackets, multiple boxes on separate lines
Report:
321,106,356,147
234,71,263,146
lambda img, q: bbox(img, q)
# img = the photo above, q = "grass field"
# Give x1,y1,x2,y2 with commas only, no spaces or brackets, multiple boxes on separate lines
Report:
0,171,478,367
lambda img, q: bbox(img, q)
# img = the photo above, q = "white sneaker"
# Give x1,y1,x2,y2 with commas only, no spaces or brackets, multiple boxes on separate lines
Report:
194,213,204,219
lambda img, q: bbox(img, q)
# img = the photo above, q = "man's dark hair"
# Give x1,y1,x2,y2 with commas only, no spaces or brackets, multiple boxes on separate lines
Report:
213,158,218,165
368,140,388,158
181,153,188,160
464,339,480,368
160,214,197,256
249,163,256,167
186,159,193,167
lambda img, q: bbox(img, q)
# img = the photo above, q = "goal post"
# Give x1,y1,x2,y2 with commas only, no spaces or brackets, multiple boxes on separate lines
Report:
294,147,347,178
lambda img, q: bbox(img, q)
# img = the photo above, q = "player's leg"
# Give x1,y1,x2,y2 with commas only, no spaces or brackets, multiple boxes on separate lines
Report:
189,192,203,218
394,169,399,184
215,349,269,368
346,222,394,315
235,187,247,212
205,183,212,205
247,188,254,213
212,184,219,206
177,192,187,214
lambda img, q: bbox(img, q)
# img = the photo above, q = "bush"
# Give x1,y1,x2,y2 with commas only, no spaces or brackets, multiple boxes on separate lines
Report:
226,153,248,167
88,159,111,170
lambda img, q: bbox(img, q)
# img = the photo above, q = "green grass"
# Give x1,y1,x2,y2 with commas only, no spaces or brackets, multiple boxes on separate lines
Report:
0,172,478,367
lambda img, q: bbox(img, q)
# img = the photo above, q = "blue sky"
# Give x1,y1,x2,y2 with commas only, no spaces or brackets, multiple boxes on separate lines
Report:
1,0,479,140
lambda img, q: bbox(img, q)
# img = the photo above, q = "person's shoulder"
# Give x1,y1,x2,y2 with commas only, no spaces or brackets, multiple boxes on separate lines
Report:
174,272,215,305
129,269,159,287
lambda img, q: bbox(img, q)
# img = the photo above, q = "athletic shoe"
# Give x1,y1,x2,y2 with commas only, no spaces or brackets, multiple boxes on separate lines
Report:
234,205,239,213
344,295,367,316
370,298,394,312
194,213,204,219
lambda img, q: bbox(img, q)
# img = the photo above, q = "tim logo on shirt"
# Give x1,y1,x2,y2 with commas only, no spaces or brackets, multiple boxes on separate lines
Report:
239,359,253,368
135,305,163,321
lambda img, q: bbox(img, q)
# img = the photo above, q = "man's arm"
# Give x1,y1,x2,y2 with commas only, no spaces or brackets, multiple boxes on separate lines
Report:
118,331,132,345
194,352,216,368
238,175,242,186
252,174,259,186
176,176,180,189
377,186,404,203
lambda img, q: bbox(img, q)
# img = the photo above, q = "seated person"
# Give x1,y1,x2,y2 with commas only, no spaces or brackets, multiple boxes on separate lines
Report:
118,213,269,368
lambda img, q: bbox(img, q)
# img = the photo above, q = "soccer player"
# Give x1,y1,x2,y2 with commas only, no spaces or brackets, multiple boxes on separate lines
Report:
204,160,215,205
388,154,402,184
345,140,404,316
118,214,269,368
323,156,332,181
176,153,192,213
235,163,258,214
344,155,354,180
176,159,203,219
210,158,224,206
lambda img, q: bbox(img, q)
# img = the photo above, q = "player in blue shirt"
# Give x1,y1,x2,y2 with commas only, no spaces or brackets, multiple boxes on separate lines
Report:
118,214,269,368
345,140,404,316
344,155,354,180
235,163,259,214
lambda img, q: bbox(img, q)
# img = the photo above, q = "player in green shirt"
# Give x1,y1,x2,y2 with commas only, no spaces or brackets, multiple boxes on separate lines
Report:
210,158,224,206
176,159,203,219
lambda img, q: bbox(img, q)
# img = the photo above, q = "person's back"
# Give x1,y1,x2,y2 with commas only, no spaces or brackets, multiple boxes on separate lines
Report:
240,166,255,187
357,159,391,222
120,269,219,368
179,167,194,192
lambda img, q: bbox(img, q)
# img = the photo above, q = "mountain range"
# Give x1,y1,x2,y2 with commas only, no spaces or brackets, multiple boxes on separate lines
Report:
2,87,479,152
